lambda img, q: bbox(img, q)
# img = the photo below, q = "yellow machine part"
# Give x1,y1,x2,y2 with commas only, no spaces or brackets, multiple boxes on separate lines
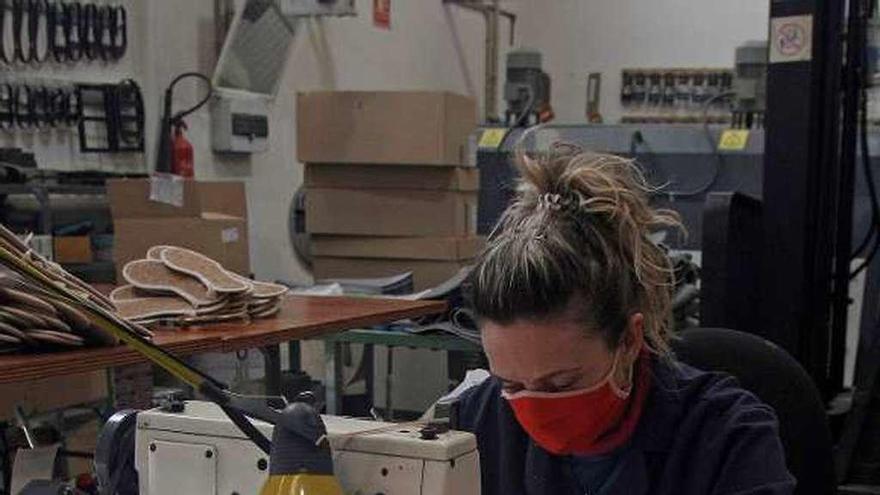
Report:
260,474,345,495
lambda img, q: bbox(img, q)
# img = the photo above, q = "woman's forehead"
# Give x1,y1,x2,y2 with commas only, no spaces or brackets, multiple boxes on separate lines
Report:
481,318,612,379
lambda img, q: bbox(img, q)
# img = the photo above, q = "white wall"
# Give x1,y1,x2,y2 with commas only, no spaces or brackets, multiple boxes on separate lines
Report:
141,0,510,284
0,0,144,174
516,0,770,123
137,0,513,412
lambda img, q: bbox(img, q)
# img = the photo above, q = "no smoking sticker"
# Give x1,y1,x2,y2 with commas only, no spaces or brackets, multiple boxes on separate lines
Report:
770,15,813,64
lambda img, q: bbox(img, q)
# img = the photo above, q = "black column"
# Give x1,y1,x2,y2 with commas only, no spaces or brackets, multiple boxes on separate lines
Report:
761,0,846,398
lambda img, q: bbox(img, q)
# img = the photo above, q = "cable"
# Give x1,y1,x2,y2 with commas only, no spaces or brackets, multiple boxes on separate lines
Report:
514,86,535,128
46,0,65,62
81,2,96,60
168,72,212,124
106,5,125,60
654,91,735,198
26,0,46,63
0,84,14,131
11,0,29,63
850,0,880,279
63,1,82,62
0,0,10,64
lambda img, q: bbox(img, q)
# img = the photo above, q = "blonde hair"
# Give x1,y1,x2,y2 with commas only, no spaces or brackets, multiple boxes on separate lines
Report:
468,141,683,355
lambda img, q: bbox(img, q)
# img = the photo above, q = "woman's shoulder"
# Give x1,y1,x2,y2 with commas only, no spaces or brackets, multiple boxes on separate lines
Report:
651,358,781,435
646,359,794,492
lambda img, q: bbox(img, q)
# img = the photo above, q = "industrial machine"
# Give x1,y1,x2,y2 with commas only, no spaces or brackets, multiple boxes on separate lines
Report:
101,401,479,495
732,41,768,128
503,49,553,127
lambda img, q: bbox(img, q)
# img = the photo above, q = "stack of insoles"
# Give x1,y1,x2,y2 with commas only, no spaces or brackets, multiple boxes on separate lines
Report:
0,224,147,353
113,246,288,326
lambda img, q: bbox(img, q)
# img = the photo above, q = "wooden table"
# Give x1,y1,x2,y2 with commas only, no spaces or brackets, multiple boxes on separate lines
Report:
0,296,446,413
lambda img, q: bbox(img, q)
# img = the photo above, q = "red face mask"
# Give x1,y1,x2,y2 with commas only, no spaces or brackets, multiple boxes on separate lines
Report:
502,351,651,456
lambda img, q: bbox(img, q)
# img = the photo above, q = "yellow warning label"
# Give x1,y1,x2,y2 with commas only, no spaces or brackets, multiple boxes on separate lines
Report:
718,129,750,151
478,128,508,149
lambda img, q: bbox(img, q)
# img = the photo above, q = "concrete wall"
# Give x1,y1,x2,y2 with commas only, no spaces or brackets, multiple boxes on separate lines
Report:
516,0,770,123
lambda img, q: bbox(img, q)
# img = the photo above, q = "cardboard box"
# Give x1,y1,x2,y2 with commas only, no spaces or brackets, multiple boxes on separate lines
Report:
0,371,107,421
113,216,248,279
307,188,477,237
311,236,482,290
107,179,247,219
108,179,250,280
313,257,473,291
297,91,477,165
311,236,484,260
305,164,479,237
304,163,479,190
53,236,93,264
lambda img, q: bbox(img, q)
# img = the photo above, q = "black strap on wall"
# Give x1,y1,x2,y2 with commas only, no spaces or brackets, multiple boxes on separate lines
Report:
11,0,29,63
27,0,48,63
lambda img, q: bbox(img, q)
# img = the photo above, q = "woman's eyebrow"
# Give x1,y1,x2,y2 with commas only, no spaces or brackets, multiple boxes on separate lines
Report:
493,367,582,384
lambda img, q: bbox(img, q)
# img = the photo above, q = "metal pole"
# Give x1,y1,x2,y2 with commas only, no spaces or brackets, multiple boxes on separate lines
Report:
385,346,394,421
831,0,866,397
484,0,500,122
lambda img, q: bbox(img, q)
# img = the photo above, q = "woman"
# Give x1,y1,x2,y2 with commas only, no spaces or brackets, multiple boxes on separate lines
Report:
456,143,794,494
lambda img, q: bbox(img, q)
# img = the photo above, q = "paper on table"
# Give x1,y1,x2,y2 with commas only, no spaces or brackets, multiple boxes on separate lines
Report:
420,369,491,421
149,174,185,208
11,444,60,495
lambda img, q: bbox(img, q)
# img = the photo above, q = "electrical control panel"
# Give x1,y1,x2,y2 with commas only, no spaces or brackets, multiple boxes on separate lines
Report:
210,90,270,154
620,68,735,124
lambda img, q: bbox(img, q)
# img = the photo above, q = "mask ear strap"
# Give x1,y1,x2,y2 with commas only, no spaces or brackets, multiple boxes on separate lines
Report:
608,349,635,400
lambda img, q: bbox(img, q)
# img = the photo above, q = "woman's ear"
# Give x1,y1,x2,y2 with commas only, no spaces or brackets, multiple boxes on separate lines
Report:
622,313,645,361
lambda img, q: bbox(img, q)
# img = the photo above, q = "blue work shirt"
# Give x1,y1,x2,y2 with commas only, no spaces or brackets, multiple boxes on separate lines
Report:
454,357,796,495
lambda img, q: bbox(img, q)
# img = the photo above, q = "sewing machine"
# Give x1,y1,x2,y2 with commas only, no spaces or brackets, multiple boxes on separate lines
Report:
133,401,480,495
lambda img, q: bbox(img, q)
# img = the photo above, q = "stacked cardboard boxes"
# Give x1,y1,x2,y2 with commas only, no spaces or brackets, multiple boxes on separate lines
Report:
107,179,250,281
298,91,483,290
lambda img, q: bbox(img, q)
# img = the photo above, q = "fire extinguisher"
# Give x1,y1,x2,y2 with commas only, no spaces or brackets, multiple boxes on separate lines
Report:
172,121,194,178
156,72,212,177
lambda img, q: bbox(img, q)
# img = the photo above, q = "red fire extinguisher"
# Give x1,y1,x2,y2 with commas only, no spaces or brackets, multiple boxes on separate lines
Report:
172,121,194,178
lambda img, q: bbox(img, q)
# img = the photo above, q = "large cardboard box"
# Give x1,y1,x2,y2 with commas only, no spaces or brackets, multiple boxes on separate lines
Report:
53,236,93,264
108,179,250,280
0,371,107,421
304,163,479,190
311,236,484,260
305,164,479,237
311,236,483,290
307,189,477,237
297,91,477,165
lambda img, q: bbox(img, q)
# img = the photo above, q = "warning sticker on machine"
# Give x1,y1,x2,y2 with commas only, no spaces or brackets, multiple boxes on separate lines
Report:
770,15,813,64
478,128,509,149
718,129,750,151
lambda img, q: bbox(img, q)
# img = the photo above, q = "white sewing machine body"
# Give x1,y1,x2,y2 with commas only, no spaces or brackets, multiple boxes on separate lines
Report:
134,401,480,495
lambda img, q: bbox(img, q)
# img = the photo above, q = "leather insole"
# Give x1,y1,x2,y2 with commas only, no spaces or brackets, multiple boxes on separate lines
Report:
123,259,220,307
114,297,196,321
160,247,250,294
0,287,58,315
228,272,287,298
147,245,173,261
27,330,84,346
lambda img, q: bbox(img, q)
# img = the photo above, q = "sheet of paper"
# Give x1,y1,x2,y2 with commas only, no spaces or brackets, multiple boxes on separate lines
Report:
11,444,59,495
149,174,185,208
